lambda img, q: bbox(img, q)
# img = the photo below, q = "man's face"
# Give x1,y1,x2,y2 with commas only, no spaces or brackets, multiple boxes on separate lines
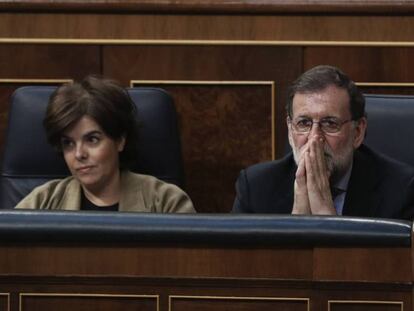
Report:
287,85,367,182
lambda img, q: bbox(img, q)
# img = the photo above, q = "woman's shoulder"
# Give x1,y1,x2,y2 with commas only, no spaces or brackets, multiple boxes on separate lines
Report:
120,171,195,213
15,176,76,209
122,171,179,190
35,176,75,191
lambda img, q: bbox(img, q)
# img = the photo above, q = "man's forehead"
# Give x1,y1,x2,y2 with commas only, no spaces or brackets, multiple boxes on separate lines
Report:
291,86,350,115
293,85,349,100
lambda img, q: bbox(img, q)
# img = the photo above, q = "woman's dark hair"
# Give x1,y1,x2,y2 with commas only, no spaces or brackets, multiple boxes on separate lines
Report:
286,65,366,120
44,75,139,169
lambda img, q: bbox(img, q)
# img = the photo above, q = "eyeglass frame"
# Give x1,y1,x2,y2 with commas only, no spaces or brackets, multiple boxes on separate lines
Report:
287,116,357,135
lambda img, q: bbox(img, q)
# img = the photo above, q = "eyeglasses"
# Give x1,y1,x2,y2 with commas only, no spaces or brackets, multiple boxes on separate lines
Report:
289,117,354,134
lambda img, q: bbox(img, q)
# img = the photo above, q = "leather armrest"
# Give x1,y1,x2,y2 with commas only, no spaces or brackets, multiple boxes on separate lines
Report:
0,210,410,247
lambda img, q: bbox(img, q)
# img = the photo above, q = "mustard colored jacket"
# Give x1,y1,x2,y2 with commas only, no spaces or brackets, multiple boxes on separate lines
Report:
15,171,195,213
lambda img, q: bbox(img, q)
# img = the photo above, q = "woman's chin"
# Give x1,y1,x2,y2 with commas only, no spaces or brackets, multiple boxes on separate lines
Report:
77,176,100,190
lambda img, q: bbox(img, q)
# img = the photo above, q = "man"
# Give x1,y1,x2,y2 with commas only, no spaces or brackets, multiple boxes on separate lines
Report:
232,65,414,219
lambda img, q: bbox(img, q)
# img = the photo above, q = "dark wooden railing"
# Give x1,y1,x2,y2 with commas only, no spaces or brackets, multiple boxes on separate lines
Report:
0,210,412,311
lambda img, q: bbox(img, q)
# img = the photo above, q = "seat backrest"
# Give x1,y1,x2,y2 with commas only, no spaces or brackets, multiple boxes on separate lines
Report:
0,86,184,209
364,94,414,167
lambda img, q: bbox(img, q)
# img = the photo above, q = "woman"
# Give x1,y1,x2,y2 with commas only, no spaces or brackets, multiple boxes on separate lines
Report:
15,76,195,213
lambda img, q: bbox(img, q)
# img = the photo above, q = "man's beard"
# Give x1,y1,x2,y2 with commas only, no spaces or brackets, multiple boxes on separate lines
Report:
290,136,354,183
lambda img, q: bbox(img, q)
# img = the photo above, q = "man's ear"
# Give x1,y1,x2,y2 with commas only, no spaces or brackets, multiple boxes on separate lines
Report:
117,136,126,152
353,117,367,149
286,117,294,148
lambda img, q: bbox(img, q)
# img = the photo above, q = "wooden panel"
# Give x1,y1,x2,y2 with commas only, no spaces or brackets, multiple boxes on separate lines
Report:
20,293,157,311
0,44,100,156
304,47,414,83
0,44,100,79
2,0,414,14
359,86,414,96
0,294,8,311
130,83,273,213
103,45,301,82
170,296,309,311
0,85,17,156
328,300,403,311
0,245,313,280
104,44,301,212
0,240,411,311
312,285,411,311
0,276,411,311
104,45,300,157
2,14,414,41
313,248,411,283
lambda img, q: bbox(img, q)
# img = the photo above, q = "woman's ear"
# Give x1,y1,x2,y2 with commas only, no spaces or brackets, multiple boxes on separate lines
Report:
117,136,126,152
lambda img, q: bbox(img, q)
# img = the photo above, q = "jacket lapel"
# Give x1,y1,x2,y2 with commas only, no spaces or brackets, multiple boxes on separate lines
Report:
342,146,381,217
119,171,152,212
273,155,296,213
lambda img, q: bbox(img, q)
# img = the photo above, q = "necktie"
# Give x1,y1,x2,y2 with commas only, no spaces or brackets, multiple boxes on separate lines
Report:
331,187,345,215
331,187,344,200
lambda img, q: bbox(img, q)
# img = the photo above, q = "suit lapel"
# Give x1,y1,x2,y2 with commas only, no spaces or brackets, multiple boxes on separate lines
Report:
343,146,381,217
272,155,296,213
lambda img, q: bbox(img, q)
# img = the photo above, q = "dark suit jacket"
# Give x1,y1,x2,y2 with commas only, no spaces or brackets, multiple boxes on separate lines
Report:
232,145,414,220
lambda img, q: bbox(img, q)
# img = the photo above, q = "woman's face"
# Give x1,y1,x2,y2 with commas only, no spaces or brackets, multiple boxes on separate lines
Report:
60,115,125,194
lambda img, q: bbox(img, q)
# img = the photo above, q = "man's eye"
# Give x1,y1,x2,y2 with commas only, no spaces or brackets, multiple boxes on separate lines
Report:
321,120,339,129
296,119,312,128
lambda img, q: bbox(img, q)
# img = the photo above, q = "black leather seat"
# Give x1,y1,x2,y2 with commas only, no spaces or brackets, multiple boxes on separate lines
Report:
364,94,414,167
0,86,184,209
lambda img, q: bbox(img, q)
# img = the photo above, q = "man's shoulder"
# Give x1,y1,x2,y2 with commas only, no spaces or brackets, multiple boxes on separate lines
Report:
350,144,414,220
243,153,296,179
356,145,414,177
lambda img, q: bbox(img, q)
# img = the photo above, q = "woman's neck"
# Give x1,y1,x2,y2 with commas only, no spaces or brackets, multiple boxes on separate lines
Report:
81,171,122,206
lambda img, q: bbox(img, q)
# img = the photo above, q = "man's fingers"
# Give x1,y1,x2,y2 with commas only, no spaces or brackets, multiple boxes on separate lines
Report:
295,153,307,187
307,135,329,189
292,154,311,214
305,135,336,215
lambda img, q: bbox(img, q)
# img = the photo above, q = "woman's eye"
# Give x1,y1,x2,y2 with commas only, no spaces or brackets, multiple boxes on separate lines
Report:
88,136,100,144
61,139,74,149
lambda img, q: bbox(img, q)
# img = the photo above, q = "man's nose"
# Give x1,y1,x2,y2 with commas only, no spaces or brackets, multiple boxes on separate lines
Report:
308,121,323,137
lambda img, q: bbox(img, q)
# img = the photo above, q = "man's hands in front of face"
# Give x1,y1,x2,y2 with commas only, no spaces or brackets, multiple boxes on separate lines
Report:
292,135,336,215
292,153,311,214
